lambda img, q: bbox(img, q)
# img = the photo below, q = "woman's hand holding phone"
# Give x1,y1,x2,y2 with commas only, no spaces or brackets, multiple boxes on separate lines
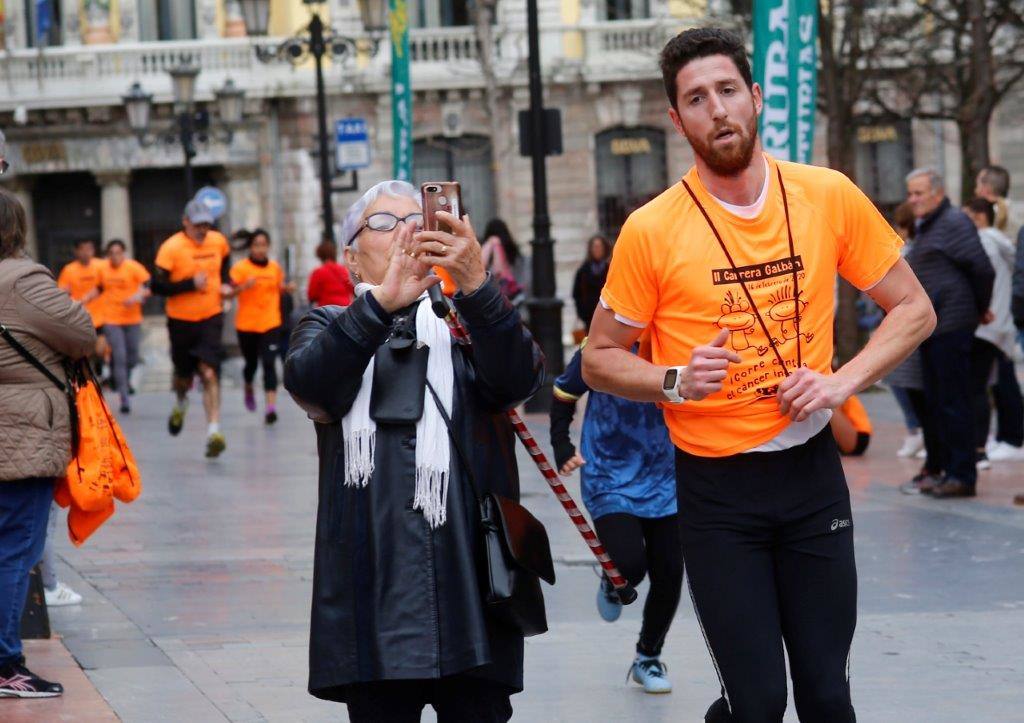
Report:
413,212,487,296
372,222,441,313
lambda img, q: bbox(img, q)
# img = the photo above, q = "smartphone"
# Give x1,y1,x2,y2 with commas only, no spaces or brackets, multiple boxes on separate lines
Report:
421,182,462,234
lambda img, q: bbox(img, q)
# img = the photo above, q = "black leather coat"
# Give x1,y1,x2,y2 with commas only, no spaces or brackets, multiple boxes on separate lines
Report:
284,278,545,702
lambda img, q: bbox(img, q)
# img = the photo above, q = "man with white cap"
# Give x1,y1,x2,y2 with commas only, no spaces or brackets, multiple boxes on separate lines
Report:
152,199,233,458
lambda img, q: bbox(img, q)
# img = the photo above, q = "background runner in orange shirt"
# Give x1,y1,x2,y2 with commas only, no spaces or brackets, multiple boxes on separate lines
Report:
152,200,232,459
57,239,108,373
583,27,936,722
99,239,151,414
230,229,295,425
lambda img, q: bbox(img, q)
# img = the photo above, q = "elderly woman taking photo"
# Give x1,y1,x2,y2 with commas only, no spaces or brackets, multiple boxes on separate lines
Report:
284,180,544,721
0,188,96,698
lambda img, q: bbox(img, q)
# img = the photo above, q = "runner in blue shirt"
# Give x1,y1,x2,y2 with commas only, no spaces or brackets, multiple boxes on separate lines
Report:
550,342,682,694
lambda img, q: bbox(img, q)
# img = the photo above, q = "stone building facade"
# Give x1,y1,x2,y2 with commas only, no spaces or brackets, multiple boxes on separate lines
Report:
1,0,1022,340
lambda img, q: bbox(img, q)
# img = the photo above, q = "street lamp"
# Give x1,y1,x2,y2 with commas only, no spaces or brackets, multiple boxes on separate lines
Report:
123,71,247,203
241,0,386,244
523,0,564,411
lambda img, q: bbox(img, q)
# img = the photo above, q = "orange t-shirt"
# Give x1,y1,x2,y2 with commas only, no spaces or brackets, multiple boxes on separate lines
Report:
601,155,901,457
57,259,105,327
154,231,230,322
839,395,872,435
230,258,284,333
100,259,151,326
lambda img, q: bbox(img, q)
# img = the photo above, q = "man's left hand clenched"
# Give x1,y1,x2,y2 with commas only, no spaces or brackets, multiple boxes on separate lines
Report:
776,368,852,422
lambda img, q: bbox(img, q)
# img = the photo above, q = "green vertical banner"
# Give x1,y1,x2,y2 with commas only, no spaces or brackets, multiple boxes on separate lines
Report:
390,0,413,181
753,0,817,163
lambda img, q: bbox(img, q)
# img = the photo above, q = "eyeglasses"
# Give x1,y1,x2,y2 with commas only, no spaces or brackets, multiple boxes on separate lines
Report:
0,160,8,176
347,212,423,247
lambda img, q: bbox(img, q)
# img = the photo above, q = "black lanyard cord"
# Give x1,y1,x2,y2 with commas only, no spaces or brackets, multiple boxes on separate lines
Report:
681,165,802,377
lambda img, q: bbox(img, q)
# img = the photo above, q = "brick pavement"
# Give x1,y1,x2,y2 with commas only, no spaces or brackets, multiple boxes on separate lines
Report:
21,376,1024,721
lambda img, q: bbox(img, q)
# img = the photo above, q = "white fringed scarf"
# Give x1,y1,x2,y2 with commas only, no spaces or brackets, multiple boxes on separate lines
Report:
341,290,454,528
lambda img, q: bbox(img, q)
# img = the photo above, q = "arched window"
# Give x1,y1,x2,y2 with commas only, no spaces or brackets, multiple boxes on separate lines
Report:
413,135,496,227
594,127,667,238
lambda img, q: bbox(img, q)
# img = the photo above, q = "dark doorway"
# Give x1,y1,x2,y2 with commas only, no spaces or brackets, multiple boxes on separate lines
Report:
32,173,101,274
130,167,218,314
595,127,667,239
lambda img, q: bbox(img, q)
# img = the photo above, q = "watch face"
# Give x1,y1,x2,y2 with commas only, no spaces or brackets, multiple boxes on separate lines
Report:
664,368,678,390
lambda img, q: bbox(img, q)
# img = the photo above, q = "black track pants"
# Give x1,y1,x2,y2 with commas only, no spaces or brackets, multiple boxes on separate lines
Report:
238,328,281,392
676,428,857,723
592,512,684,657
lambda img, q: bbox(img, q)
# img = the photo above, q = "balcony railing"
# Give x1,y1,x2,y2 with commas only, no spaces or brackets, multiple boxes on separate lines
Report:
0,21,676,110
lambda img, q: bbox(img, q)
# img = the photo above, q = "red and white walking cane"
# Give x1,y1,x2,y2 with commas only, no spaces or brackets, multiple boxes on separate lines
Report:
429,286,638,605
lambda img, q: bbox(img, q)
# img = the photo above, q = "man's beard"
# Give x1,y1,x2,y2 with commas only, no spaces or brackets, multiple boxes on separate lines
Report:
684,111,759,177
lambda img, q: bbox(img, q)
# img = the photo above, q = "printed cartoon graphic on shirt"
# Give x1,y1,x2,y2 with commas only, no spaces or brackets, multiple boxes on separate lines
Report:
715,291,756,352
766,284,813,347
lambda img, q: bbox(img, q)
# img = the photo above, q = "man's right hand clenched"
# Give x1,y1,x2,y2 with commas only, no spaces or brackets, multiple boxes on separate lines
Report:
678,329,741,401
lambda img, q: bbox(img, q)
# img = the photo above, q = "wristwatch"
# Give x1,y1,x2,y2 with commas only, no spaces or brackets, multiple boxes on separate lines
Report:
662,366,687,404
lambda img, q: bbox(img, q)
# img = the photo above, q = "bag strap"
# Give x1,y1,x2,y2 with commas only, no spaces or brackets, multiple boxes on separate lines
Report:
425,378,483,508
0,322,67,391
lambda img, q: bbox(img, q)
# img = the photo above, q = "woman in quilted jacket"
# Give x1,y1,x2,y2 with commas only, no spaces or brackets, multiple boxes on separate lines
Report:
0,187,96,698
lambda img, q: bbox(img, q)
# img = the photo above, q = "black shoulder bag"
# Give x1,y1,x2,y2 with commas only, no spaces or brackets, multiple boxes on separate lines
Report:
425,380,556,638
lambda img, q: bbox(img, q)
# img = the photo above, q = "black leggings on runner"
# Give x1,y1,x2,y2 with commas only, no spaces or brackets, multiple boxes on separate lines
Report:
676,428,857,723
238,328,280,392
593,512,683,657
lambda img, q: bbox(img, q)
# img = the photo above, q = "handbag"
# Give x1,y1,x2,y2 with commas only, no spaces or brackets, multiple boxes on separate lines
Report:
1,322,141,543
425,380,556,637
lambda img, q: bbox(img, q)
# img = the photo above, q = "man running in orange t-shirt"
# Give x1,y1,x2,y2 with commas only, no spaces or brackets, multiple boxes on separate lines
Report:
152,200,232,458
583,28,936,721
58,238,108,375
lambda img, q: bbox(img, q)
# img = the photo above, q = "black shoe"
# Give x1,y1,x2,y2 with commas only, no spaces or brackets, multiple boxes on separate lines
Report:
900,469,941,495
0,661,63,698
929,478,976,498
265,409,278,425
168,407,185,436
120,404,131,415
705,697,731,723
128,385,136,396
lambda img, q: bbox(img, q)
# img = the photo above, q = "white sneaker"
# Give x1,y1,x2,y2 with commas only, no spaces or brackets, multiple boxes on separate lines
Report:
987,441,1024,462
629,655,672,694
44,581,82,607
897,431,925,458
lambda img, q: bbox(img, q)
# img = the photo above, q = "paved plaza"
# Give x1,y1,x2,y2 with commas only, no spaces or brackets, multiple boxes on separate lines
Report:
5,362,1024,722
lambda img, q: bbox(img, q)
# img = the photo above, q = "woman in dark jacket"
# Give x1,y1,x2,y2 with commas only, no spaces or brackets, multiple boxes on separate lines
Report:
572,234,612,331
0,188,96,697
284,180,544,721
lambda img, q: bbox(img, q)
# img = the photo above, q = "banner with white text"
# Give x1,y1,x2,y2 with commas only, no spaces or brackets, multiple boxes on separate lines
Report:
753,0,817,164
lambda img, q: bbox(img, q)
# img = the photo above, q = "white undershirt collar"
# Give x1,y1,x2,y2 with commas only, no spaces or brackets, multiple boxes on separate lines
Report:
708,158,771,219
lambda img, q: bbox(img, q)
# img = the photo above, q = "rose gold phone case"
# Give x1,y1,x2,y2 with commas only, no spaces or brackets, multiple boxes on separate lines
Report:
421,182,462,234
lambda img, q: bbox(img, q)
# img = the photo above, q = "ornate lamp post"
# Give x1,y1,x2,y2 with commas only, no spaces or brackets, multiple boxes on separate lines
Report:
124,67,247,203
239,0,387,244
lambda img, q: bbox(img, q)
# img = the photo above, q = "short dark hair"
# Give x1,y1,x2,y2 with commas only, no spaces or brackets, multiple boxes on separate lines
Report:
0,187,27,260
967,197,995,226
892,202,915,233
73,238,96,249
660,27,752,111
105,239,127,253
980,165,1010,197
316,240,338,263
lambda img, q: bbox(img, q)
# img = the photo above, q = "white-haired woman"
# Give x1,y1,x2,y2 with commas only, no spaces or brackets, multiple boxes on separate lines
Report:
284,181,545,721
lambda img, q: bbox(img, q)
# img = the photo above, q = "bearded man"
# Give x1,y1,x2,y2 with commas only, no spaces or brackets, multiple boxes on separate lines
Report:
582,27,936,722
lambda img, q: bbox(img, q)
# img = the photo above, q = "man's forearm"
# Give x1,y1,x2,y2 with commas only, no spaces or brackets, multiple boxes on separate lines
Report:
835,293,935,396
582,345,666,402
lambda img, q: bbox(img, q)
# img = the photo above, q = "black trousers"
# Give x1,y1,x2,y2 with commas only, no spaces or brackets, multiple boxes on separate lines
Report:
237,328,280,392
920,329,976,485
992,351,1024,446
592,512,683,657
344,676,513,723
677,428,856,723
971,338,1000,450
